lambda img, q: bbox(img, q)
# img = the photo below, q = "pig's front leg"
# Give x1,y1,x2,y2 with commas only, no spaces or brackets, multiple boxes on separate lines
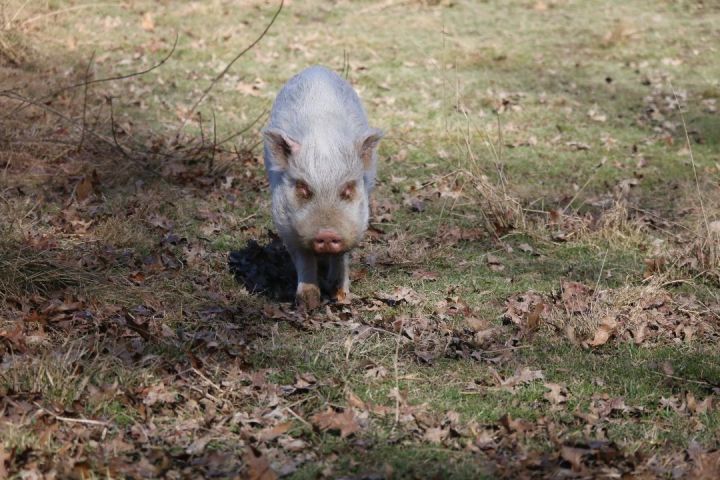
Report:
326,253,350,302
289,247,321,310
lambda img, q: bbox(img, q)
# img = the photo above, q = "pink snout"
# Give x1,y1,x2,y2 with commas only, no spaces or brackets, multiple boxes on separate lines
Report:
313,229,344,254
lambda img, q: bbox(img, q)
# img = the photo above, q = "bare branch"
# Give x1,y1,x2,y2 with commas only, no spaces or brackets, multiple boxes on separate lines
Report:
175,0,284,138
3,32,179,119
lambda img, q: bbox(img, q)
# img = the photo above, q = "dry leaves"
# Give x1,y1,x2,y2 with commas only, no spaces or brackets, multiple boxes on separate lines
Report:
491,366,545,391
585,316,617,347
245,447,278,480
310,408,362,438
375,286,422,306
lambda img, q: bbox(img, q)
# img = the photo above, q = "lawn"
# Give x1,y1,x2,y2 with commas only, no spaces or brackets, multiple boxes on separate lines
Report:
1,0,719,478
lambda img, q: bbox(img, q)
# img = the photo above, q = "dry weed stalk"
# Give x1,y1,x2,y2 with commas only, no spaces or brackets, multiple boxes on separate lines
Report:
591,199,648,247
669,80,719,280
0,1,32,66
454,113,525,236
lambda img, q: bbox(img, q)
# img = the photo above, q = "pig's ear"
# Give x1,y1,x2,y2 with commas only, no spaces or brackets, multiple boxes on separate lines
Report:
358,128,384,171
263,128,300,170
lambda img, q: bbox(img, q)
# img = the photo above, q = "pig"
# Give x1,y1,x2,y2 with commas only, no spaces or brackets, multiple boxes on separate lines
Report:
262,65,383,310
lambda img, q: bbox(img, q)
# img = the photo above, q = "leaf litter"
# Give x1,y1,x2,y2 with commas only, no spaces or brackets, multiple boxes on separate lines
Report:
2,1,720,478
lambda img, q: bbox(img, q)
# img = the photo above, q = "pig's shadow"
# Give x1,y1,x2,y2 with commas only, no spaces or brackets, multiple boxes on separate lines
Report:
228,233,296,302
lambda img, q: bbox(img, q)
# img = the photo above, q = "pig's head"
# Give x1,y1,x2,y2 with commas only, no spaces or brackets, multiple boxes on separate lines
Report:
264,126,383,255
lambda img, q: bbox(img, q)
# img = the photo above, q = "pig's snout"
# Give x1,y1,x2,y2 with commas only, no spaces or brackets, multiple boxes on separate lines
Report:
313,229,345,254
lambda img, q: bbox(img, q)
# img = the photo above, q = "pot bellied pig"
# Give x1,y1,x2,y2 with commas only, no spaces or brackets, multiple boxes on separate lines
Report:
263,66,383,310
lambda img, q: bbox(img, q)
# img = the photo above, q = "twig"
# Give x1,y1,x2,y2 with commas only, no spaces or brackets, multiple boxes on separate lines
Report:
79,50,96,151
191,367,222,393
34,402,110,427
593,248,609,298
669,80,709,237
562,159,605,213
175,0,284,138
0,90,125,156
9,0,32,25
216,108,268,145
342,49,350,80
210,110,217,172
650,370,716,387
414,170,459,191
285,406,312,428
391,317,404,431
186,384,222,404
108,96,131,159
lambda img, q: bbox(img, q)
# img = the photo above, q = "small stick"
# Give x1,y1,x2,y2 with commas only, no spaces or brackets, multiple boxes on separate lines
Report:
186,384,222,404
285,406,312,428
650,370,715,387
216,108,268,145
78,50,96,151
191,367,222,393
34,402,109,427
391,317,404,431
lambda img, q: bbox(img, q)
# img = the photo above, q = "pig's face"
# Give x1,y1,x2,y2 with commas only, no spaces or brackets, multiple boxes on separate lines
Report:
283,166,368,254
264,127,382,255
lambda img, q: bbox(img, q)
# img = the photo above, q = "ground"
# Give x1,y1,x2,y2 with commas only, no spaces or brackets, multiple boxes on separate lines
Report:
1,0,719,478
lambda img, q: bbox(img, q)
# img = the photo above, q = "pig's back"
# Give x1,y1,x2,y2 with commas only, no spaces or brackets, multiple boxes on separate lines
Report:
269,66,369,140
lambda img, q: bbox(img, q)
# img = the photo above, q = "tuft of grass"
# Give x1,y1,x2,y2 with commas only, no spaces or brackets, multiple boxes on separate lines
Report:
0,240,97,300
0,1,35,66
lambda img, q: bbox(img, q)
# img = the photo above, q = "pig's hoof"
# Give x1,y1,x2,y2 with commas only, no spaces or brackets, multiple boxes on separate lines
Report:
333,288,350,304
296,283,321,311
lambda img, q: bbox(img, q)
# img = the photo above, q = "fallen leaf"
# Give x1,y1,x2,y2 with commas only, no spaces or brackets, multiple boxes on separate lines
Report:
499,413,533,434
423,427,448,444
245,447,278,480
375,286,422,306
141,12,155,31
186,435,212,455
0,445,9,479
257,422,292,442
412,269,438,281
561,281,593,314
142,384,178,406
486,254,505,272
465,316,491,332
310,407,361,438
544,383,569,405
586,316,618,347
75,170,100,202
526,302,544,331
498,367,544,390
561,445,589,472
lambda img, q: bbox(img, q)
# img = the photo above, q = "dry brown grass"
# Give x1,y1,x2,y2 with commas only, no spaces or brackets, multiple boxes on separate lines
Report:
0,1,34,66
0,241,96,300
453,115,526,236
542,276,718,347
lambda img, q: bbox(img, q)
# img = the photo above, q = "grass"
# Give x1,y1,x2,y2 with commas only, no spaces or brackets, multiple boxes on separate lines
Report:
1,0,719,478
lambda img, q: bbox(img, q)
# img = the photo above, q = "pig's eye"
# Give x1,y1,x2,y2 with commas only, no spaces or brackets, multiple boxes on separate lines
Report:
295,180,313,200
340,181,357,201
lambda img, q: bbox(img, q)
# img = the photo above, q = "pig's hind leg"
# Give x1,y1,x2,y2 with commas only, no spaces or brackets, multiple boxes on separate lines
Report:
326,253,350,302
289,247,321,310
